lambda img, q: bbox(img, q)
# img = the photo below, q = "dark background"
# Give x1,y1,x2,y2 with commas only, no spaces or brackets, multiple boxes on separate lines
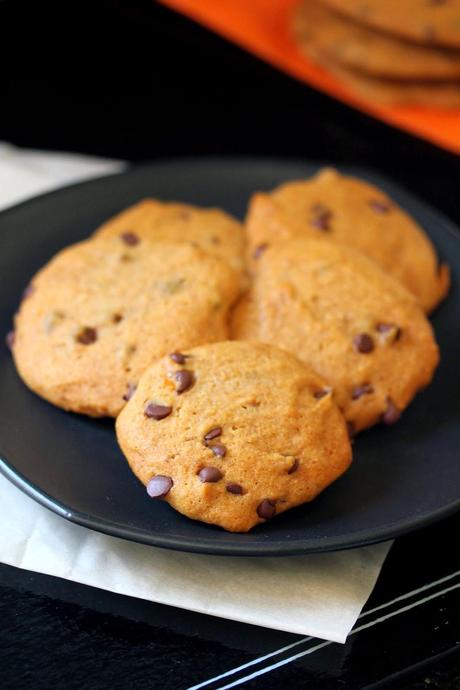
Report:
0,1,459,688
1,0,460,222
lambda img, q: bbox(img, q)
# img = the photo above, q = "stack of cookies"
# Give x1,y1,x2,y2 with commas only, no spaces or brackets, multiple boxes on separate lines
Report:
8,170,449,532
292,0,460,106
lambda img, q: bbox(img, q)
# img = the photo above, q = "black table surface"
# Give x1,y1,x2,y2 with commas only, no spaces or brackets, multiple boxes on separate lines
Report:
1,1,460,688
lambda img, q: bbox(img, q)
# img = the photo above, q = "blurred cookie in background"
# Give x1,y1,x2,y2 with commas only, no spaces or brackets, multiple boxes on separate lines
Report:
292,0,460,107
317,0,460,49
320,57,460,106
293,1,460,81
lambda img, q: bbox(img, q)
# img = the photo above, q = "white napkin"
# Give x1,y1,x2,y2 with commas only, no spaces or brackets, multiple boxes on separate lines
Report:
0,142,123,209
0,143,392,643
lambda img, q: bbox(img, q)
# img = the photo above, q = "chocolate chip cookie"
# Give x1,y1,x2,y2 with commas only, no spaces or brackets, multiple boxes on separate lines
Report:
318,0,460,49
232,238,439,433
246,168,449,312
315,53,460,106
116,340,352,532
293,1,460,80
12,236,240,417
95,199,246,276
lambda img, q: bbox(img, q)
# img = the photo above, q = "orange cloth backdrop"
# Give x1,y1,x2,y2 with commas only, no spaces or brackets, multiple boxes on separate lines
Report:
159,0,460,155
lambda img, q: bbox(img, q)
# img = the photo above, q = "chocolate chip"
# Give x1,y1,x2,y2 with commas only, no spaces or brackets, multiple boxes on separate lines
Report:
310,203,332,231
314,388,330,399
253,243,268,259
226,483,244,495
22,284,34,299
382,398,401,426
198,467,223,483
346,421,356,439
76,327,97,345
174,369,194,394
369,199,390,214
353,333,374,354
210,443,227,458
147,475,173,498
257,499,276,520
287,459,299,474
122,383,137,401
112,313,123,324
203,426,222,443
5,331,15,350
144,403,172,420
169,351,188,364
120,232,140,246
352,383,374,400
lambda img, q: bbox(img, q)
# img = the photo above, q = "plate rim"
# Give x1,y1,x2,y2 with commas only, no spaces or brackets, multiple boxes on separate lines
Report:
1,155,459,556
1,453,460,556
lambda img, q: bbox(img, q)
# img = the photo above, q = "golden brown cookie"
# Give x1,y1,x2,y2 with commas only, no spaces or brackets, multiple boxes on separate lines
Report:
315,52,460,106
95,199,246,276
246,168,450,312
232,239,439,434
116,341,352,533
318,0,460,49
293,1,460,80
12,236,240,417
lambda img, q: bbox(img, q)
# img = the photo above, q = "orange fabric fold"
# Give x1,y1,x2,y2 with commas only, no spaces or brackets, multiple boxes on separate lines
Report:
158,0,460,155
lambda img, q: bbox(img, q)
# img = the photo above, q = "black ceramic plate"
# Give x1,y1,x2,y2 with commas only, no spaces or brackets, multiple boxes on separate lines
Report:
0,158,459,556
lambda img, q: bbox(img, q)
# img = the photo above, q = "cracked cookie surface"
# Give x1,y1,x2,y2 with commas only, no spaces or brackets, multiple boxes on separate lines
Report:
232,238,439,433
12,236,240,417
116,341,352,532
95,199,246,277
246,169,449,313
